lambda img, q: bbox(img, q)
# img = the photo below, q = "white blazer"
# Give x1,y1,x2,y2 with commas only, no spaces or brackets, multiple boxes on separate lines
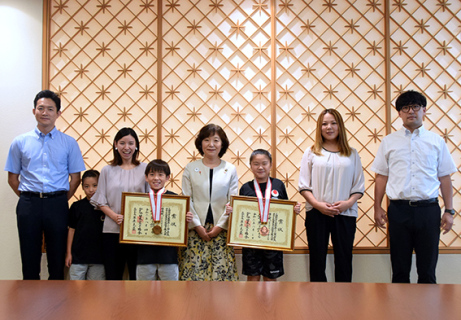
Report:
182,159,238,229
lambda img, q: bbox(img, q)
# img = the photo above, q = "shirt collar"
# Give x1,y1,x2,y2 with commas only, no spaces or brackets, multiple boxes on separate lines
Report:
34,126,58,139
403,124,425,136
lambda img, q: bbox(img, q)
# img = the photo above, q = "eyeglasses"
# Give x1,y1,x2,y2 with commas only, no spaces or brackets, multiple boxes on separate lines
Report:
400,105,423,113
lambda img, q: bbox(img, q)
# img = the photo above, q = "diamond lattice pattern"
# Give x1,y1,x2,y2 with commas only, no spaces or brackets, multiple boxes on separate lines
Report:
48,0,461,250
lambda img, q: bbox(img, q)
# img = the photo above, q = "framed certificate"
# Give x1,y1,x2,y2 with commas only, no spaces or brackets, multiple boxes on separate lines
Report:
227,195,297,251
120,192,190,247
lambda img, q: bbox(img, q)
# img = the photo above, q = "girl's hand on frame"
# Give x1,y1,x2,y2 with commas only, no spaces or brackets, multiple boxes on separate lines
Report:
294,202,301,215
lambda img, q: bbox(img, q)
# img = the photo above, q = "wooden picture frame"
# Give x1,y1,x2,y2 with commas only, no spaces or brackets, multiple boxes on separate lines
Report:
120,192,190,247
227,195,297,251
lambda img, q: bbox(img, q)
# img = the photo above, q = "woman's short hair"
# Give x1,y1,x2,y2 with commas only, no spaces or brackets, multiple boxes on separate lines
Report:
195,124,229,158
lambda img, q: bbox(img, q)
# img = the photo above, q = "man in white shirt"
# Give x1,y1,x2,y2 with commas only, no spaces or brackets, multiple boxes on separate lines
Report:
371,90,457,284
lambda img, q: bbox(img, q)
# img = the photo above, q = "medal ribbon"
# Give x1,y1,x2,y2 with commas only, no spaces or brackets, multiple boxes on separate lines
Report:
149,188,165,222
254,179,271,223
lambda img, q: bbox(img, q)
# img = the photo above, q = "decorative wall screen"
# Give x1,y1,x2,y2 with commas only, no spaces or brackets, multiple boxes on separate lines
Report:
46,0,461,251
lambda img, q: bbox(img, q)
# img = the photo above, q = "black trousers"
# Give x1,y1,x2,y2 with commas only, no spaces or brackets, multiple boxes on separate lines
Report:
16,193,69,280
103,233,137,280
388,201,440,284
305,208,357,282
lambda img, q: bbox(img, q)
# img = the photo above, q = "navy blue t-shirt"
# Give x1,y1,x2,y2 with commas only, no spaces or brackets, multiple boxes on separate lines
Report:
68,197,105,264
239,177,288,201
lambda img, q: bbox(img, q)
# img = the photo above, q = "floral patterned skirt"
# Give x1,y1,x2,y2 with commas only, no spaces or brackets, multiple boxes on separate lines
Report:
178,224,239,281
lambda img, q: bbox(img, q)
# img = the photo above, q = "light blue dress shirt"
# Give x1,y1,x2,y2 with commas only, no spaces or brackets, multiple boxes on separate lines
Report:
5,127,86,192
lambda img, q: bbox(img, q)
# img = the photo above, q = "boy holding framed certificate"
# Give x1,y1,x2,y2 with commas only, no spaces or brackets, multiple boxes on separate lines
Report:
136,160,192,280
227,149,300,281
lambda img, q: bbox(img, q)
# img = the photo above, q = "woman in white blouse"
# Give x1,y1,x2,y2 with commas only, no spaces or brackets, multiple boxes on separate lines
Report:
91,127,148,280
179,124,239,281
299,109,365,282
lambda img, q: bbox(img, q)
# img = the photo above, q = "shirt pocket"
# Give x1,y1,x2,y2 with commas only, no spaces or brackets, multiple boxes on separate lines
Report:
415,148,437,174
49,148,68,171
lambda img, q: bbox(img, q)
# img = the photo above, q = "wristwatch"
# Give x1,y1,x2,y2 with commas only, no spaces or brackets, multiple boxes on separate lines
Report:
444,209,455,215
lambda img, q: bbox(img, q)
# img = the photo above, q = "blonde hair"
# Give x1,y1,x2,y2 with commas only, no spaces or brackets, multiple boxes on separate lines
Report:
311,109,351,157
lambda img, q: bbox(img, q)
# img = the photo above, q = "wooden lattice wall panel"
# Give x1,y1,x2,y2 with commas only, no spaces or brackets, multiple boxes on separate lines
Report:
47,0,461,250
273,1,388,247
389,0,461,247
49,0,158,170
159,0,274,192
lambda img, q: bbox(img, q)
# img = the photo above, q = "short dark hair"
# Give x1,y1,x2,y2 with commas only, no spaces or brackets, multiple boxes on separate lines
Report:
110,127,141,166
82,169,100,184
249,149,272,164
395,90,426,111
145,159,171,176
34,90,61,112
194,124,229,158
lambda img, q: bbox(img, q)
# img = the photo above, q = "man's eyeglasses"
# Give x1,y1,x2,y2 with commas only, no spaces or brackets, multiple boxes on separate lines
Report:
400,105,423,113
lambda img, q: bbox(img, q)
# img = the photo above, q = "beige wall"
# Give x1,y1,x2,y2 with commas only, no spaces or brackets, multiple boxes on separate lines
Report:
0,0,43,280
0,0,459,283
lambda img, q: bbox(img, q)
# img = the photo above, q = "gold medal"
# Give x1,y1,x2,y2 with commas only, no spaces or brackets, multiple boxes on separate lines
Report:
260,226,269,236
149,188,165,236
153,225,162,235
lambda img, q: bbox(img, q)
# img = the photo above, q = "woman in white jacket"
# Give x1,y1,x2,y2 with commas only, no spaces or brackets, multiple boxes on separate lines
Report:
179,124,239,281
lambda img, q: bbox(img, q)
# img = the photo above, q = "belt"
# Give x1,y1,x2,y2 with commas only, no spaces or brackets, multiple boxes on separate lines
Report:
21,191,67,199
390,198,438,207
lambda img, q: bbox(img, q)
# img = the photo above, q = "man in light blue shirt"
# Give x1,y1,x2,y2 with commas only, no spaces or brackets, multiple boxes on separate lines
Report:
5,90,86,280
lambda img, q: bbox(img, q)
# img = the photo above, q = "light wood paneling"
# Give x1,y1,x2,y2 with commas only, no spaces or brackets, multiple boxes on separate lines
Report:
45,0,461,250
